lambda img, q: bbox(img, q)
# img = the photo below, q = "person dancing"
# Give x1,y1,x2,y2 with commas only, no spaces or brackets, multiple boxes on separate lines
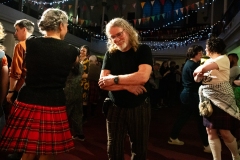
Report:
0,8,79,160
194,37,240,160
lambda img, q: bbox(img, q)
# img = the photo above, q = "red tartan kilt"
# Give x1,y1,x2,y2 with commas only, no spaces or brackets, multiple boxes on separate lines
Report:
0,101,74,155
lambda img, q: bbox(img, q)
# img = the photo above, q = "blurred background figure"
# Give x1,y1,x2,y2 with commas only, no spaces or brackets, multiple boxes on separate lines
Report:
228,53,240,85
65,52,85,141
6,19,34,105
164,61,181,107
0,22,8,134
149,63,162,110
79,45,90,122
159,61,169,107
88,55,101,117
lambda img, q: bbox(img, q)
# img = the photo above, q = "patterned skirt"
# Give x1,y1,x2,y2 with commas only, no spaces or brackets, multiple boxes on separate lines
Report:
203,101,240,130
0,101,74,155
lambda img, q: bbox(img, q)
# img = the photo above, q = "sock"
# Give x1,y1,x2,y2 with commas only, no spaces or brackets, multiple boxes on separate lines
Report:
209,138,222,160
224,138,240,160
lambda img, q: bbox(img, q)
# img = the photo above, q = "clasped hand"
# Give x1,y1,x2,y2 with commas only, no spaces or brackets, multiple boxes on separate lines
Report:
125,85,147,95
98,75,115,88
98,76,147,95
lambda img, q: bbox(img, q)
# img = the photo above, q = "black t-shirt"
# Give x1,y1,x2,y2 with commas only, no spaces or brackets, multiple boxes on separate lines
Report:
102,44,153,108
182,60,201,92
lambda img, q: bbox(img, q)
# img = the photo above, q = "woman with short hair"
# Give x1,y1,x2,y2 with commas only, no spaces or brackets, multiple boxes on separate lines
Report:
194,37,240,160
0,8,79,160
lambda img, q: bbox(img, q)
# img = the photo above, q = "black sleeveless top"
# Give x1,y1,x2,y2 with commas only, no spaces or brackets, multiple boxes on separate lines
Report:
17,37,79,106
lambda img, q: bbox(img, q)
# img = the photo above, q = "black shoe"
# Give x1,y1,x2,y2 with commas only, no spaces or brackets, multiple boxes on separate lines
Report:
7,152,22,160
72,134,85,141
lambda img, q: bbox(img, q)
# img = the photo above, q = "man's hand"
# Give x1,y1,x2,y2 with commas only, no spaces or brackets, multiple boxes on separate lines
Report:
99,75,116,88
125,85,147,95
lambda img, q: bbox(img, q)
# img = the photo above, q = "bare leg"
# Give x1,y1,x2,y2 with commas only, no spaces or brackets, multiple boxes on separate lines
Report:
220,129,235,143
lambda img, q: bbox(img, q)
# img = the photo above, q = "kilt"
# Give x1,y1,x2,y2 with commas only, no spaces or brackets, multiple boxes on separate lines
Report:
0,101,74,155
88,80,100,104
203,101,240,130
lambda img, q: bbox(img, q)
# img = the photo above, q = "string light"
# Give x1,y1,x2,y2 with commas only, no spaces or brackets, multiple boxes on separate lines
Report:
2,0,223,51
28,0,69,5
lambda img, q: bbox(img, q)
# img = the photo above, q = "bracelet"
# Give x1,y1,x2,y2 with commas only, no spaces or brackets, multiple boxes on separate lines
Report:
8,90,15,93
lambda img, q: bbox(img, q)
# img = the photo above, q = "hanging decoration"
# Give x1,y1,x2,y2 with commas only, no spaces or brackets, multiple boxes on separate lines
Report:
133,19,137,25
200,0,205,5
66,19,226,51
180,8,183,14
175,9,178,15
160,0,165,6
80,19,84,25
191,3,195,10
132,3,136,8
138,19,141,25
151,0,155,6
151,16,155,21
195,2,200,9
2,0,220,49
82,5,87,11
141,2,145,8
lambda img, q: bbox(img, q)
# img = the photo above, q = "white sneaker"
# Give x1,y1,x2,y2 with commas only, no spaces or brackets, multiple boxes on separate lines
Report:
168,138,184,145
204,145,212,153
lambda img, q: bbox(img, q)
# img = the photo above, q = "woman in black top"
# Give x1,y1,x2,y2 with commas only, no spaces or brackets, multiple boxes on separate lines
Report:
0,8,79,160
168,45,210,153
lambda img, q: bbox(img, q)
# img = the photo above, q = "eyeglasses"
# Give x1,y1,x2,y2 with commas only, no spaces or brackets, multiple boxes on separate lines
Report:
108,30,124,40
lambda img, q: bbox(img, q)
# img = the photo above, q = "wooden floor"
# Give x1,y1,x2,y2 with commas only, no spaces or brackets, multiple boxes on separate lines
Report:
0,103,234,160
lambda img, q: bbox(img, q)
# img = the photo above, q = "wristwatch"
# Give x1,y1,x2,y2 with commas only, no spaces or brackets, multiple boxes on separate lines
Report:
114,76,119,84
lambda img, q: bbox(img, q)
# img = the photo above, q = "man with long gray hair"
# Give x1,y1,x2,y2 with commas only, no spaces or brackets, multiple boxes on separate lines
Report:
98,18,153,160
